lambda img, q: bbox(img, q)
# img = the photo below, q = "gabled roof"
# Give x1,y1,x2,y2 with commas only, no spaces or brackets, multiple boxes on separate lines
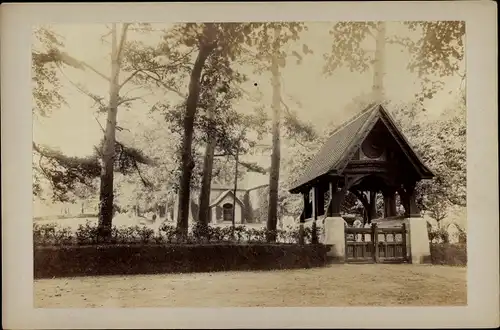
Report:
289,103,434,193
209,190,245,208
211,183,268,192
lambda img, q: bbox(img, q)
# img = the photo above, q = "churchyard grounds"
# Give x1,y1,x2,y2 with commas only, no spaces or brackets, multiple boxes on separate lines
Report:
35,263,466,308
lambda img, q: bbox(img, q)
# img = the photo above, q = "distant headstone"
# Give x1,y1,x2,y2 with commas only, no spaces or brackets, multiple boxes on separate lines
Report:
353,219,362,228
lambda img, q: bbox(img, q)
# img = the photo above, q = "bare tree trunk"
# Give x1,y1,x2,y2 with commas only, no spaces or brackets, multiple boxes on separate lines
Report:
267,25,282,242
176,43,212,237
97,23,127,241
197,116,217,228
372,21,386,103
232,145,240,236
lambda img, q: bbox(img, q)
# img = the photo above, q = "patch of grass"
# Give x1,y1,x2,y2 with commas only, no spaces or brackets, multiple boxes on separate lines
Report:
33,214,98,221
34,264,467,308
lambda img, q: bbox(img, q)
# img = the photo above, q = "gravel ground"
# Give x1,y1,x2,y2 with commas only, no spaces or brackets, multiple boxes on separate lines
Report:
34,264,467,308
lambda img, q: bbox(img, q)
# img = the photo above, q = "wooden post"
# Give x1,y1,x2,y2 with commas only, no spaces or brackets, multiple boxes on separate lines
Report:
389,192,397,217
369,191,377,222
303,191,311,219
402,223,408,262
299,223,305,245
328,181,334,216
312,186,317,220
299,198,305,245
344,227,349,261
317,185,325,217
383,193,390,218
372,222,379,263
232,145,240,237
408,193,420,217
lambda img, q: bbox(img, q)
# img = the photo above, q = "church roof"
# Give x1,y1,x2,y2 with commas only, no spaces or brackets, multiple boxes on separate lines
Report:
209,190,245,208
211,183,268,192
289,103,434,193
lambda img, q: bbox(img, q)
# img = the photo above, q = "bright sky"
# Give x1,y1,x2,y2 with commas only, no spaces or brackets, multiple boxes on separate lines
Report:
33,22,463,161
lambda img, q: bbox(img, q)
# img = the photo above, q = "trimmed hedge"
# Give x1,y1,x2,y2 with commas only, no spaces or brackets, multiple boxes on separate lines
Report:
33,221,317,246
430,243,467,266
34,243,330,279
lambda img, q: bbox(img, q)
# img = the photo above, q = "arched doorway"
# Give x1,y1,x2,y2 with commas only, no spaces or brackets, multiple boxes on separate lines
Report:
222,203,234,222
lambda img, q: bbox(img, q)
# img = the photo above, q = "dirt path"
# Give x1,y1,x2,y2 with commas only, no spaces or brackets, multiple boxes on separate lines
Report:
34,264,467,308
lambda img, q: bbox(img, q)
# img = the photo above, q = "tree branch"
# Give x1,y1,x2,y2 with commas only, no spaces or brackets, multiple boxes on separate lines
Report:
116,23,131,64
119,69,142,90
142,71,187,99
81,62,111,82
117,96,143,106
94,116,106,134
133,159,153,188
57,64,107,109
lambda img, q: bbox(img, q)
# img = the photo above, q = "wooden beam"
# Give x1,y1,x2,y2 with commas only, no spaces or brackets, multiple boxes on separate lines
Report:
312,186,317,220
328,180,334,216
404,182,420,217
369,191,377,222
316,185,325,217
302,192,311,220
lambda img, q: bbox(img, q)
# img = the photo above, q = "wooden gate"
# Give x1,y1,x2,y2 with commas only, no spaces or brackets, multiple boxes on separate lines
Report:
345,223,408,263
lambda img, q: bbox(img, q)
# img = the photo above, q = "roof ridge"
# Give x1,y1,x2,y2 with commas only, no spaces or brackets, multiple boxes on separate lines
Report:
331,105,383,171
325,102,379,138
208,189,244,208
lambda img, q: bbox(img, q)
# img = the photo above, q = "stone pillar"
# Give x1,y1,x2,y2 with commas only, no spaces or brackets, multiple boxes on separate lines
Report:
404,217,431,264
323,217,346,262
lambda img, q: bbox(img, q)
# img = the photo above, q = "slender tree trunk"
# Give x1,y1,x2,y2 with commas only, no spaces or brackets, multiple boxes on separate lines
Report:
176,43,212,237
372,21,386,103
232,145,240,236
267,25,282,242
98,24,124,241
197,112,217,228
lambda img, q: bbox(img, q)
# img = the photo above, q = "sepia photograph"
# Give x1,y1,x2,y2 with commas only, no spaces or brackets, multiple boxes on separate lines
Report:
32,20,468,308
1,1,498,329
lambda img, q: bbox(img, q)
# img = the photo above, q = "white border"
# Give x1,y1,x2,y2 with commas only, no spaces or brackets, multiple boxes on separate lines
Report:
1,1,498,329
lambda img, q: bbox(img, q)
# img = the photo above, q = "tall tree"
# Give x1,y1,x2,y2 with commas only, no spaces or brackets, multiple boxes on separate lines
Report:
161,23,262,235
158,22,313,236
267,25,283,241
96,23,128,239
32,24,158,238
195,53,245,228
323,21,465,103
168,24,217,236
243,22,310,241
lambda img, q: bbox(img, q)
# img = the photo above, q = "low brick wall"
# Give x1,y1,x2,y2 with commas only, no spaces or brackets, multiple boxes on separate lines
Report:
430,243,467,266
34,243,330,279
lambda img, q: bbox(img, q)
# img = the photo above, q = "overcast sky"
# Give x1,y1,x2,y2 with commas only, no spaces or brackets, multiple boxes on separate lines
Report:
33,22,463,161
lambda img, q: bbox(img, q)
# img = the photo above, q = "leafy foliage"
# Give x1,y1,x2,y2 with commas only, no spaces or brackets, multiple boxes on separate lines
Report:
323,22,379,75
33,140,153,202
390,99,466,216
323,21,465,101
32,26,67,117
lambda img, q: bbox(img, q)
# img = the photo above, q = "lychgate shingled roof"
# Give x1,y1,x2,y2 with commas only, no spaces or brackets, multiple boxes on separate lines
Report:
289,103,434,193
